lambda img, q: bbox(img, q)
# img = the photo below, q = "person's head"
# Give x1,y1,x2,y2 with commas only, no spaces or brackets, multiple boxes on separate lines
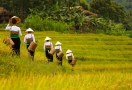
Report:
12,18,17,24
45,37,51,42
66,49,72,54
10,16,21,24
27,31,32,33
25,28,34,33
55,41,62,46
46,40,49,42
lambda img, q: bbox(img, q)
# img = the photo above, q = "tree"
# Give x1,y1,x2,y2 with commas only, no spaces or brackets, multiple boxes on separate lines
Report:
0,0,82,22
90,0,125,23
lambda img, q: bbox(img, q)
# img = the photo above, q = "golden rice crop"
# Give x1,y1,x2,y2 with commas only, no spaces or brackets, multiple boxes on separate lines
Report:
0,31,132,90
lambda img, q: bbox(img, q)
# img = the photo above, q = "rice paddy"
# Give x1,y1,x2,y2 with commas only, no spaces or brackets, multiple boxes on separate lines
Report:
0,31,132,90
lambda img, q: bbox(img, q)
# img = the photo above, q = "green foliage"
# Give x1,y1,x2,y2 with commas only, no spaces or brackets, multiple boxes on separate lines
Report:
24,14,68,32
126,31,132,38
90,0,125,22
123,10,132,30
1,0,131,33
43,19,68,33
83,16,126,35
25,5,88,33
25,15,44,31
80,0,89,10
0,0,81,22
0,23,7,29
112,0,132,10
106,23,126,36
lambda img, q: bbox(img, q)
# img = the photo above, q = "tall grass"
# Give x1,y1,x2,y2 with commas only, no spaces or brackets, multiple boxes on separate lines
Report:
0,31,132,90
0,73,132,90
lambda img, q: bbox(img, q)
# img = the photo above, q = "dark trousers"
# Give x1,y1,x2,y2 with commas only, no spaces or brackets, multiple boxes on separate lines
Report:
27,45,34,60
45,51,53,62
68,60,72,64
56,53,63,65
68,60,74,67
11,37,20,56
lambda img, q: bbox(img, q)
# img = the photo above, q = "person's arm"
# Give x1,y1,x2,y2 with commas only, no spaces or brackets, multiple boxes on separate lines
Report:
51,42,53,48
59,46,62,52
5,24,11,30
66,54,68,60
24,36,27,44
44,43,46,51
18,27,22,36
72,53,74,59
32,34,35,42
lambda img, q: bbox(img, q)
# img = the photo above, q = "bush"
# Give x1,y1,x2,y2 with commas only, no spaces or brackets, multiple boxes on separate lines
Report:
43,19,68,33
24,15,44,31
106,23,126,36
126,30,132,38
24,15,69,33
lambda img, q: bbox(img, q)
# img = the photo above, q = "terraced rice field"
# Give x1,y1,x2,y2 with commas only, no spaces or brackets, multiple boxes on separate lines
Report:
1,31,132,72
0,31,132,90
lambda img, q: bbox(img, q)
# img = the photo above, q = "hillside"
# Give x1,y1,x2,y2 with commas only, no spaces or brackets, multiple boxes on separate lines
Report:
87,0,132,11
0,31,132,89
112,0,132,10
0,31,132,73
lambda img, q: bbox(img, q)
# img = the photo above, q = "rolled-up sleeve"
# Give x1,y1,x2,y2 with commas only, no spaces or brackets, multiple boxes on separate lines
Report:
51,42,53,48
60,46,62,52
66,54,68,60
32,34,35,42
5,24,11,30
18,28,22,36
72,53,74,59
24,36,26,43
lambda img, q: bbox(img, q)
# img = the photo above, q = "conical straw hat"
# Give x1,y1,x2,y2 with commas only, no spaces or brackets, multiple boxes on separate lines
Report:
55,41,62,45
9,16,21,23
25,28,34,32
66,49,72,54
45,36,51,41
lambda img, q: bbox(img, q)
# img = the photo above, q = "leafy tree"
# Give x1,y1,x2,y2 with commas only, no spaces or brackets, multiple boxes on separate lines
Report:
112,0,132,10
90,0,126,23
0,0,82,22
0,0,30,22
123,10,132,30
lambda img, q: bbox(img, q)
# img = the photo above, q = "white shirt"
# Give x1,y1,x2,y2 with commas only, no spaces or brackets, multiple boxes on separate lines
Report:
5,24,22,36
24,34,35,43
44,42,53,51
55,45,62,52
66,53,74,60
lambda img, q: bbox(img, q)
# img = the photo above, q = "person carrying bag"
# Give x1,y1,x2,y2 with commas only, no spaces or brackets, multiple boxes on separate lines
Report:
5,16,22,57
24,28,37,61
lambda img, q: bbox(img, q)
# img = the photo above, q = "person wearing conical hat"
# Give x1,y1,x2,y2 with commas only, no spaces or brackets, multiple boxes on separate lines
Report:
44,36,53,62
24,28,36,60
5,16,22,56
66,49,76,71
55,41,63,66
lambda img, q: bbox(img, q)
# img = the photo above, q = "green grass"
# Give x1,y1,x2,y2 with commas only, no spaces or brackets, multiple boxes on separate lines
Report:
0,31,132,90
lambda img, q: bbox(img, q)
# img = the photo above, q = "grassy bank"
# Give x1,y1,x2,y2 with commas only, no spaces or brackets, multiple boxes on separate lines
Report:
0,31,132,90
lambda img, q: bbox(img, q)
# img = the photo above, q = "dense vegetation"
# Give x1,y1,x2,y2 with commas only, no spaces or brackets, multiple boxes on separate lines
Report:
87,0,132,11
0,0,132,33
112,0,132,10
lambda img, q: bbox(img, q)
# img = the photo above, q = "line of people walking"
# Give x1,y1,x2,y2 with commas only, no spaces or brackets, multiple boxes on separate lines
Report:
4,16,76,70
44,37,64,65
43,36,76,70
